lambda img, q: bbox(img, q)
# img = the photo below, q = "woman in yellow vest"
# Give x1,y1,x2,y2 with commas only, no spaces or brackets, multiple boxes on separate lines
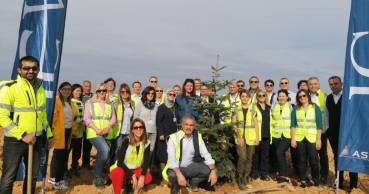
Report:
251,90,272,181
49,82,75,190
114,83,135,152
232,89,259,190
109,118,152,194
68,84,85,177
84,83,116,188
291,89,322,187
270,89,292,183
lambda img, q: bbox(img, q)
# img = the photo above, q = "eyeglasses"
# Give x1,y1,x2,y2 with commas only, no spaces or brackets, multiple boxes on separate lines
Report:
21,66,39,71
266,84,273,87
150,80,157,83
133,125,144,130
120,90,129,94
258,94,266,98
96,89,107,93
298,94,307,99
280,82,288,85
237,84,244,87
168,93,176,97
156,90,163,92
250,80,259,84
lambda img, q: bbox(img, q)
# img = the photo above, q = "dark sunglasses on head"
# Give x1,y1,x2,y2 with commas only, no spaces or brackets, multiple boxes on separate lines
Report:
133,125,144,130
96,89,107,93
156,90,163,92
22,66,39,71
280,82,288,85
298,94,307,99
250,80,259,84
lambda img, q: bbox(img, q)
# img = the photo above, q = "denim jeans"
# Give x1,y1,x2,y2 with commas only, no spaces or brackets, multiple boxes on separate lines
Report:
89,137,110,177
0,136,43,194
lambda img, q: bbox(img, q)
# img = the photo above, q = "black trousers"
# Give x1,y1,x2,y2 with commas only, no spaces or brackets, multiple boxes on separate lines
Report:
251,138,270,176
296,139,319,182
273,137,290,177
167,162,210,189
50,128,71,182
69,138,83,170
327,132,358,189
82,130,92,167
318,133,329,180
0,136,43,194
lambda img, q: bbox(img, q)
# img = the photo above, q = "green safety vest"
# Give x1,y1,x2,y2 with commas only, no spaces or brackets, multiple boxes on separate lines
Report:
0,76,52,140
112,101,135,138
71,99,84,138
271,103,292,139
295,104,318,143
254,104,273,144
222,94,241,124
110,141,150,171
234,106,259,145
161,130,203,181
86,101,113,139
315,89,326,133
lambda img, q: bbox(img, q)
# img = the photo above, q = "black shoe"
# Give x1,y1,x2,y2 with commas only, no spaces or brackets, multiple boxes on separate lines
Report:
170,184,179,194
301,181,307,188
320,177,327,186
93,177,105,189
250,172,259,180
260,174,270,181
124,183,133,194
276,176,289,183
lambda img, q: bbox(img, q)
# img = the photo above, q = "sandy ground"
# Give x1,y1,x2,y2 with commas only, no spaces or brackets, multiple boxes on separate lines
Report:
0,132,368,194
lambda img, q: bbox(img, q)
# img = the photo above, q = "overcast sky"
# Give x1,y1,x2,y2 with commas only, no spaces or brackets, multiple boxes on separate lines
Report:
0,0,351,91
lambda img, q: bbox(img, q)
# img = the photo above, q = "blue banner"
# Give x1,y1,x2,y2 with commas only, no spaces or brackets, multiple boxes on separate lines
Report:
11,0,68,180
338,0,369,175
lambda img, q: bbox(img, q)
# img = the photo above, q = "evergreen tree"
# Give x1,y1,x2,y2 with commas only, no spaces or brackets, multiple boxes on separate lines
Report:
193,65,236,182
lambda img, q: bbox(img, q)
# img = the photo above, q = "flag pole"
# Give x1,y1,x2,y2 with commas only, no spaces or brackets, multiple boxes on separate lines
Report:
27,144,33,194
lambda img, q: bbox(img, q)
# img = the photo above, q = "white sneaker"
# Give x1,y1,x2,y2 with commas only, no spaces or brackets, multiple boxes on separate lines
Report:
53,180,69,190
48,177,56,185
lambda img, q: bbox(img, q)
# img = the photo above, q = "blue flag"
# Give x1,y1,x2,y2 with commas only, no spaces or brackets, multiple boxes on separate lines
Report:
338,0,369,175
11,0,68,180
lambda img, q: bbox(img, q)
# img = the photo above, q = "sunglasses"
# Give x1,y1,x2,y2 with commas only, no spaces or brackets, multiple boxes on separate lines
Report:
280,82,288,85
148,92,155,95
258,94,266,98
150,80,157,83
96,89,107,93
266,84,273,87
21,66,39,71
156,90,163,92
250,80,259,84
237,84,244,87
133,125,144,130
168,93,176,97
298,94,307,99
120,90,129,94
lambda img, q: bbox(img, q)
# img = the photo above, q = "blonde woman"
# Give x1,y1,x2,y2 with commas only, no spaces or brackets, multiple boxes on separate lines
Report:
84,83,116,188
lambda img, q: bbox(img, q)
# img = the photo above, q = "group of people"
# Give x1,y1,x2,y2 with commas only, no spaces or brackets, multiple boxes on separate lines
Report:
0,55,359,194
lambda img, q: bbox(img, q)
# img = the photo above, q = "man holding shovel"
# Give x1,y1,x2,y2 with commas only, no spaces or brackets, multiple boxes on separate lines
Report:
0,56,53,194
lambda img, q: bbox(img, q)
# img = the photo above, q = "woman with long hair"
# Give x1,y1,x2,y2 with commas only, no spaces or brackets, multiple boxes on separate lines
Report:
270,89,292,183
68,84,85,177
49,82,74,190
134,86,158,152
291,89,322,187
174,79,200,123
109,118,152,194
232,89,259,190
84,83,116,188
251,90,272,181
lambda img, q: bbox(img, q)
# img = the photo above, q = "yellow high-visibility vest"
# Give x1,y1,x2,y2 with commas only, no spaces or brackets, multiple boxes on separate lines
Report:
86,101,113,139
295,104,318,143
271,103,292,139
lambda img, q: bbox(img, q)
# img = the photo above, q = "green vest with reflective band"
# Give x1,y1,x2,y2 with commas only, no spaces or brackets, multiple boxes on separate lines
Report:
271,103,292,139
109,140,150,172
295,104,317,143
254,104,272,144
223,94,241,124
0,76,52,140
315,89,326,133
71,99,84,138
86,101,113,139
112,101,135,138
235,106,259,145
162,130,203,181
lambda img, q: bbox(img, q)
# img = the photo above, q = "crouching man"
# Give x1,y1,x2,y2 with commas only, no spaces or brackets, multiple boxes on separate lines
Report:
162,115,217,194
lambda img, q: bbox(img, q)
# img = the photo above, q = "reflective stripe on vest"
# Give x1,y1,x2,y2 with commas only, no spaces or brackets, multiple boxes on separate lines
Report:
295,104,317,143
124,142,150,169
235,107,258,145
86,102,113,139
271,103,291,139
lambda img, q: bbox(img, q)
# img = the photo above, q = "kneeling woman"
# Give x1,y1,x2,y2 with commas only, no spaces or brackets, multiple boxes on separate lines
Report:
109,118,152,194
